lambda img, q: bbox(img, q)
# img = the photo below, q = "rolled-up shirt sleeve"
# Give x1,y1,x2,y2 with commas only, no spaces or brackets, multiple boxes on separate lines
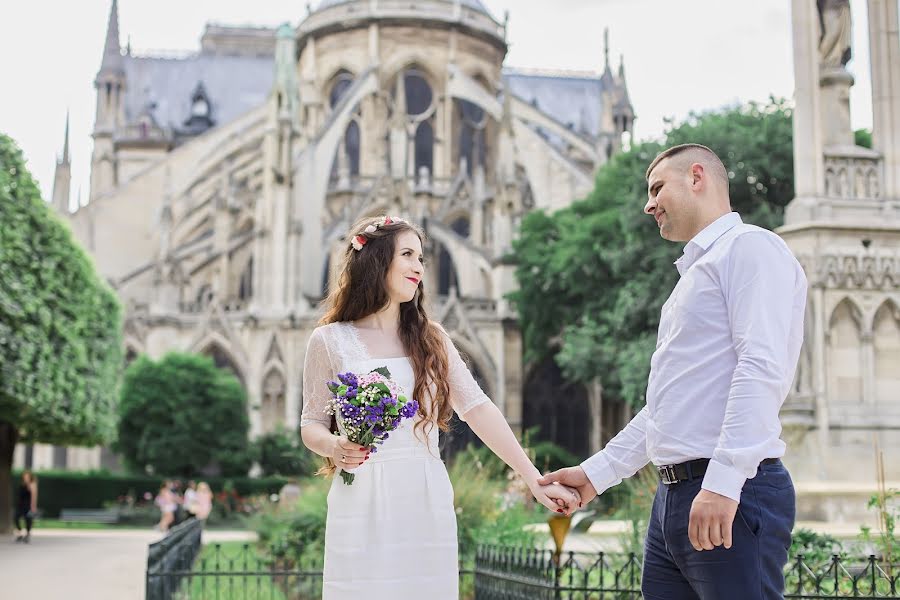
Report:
581,406,651,495
703,233,806,501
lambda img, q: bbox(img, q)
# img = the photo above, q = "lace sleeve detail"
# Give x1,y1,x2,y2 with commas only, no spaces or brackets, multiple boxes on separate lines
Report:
437,323,491,421
300,326,336,428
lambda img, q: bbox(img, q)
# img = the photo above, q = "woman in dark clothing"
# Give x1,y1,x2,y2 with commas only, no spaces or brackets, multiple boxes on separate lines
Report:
14,471,37,543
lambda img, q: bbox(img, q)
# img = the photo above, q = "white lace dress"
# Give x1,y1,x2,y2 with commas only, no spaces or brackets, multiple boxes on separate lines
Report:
300,321,490,600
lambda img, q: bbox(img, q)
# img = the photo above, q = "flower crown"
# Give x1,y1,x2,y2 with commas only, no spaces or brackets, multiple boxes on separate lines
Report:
351,216,408,251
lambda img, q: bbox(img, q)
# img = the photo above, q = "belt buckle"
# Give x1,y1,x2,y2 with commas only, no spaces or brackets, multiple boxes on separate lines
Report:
659,464,679,485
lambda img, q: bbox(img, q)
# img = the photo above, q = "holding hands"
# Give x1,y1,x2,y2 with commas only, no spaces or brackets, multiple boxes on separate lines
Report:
537,466,598,508
527,478,582,515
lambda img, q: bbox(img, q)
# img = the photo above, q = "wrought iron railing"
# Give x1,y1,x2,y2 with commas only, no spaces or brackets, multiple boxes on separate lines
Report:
146,518,204,600
146,538,900,599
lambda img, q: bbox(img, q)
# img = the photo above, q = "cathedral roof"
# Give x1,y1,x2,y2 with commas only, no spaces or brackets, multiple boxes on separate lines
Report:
122,52,274,134
502,68,613,138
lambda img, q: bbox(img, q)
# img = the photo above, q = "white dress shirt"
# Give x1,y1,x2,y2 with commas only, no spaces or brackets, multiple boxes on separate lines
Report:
581,212,807,502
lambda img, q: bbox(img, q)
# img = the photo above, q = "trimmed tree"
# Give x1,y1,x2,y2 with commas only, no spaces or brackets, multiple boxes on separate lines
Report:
115,352,252,477
0,133,123,533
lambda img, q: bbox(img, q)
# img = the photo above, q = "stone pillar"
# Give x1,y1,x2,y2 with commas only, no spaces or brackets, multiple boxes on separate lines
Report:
812,285,830,470
867,0,900,198
30,444,54,470
790,0,826,200
285,378,301,430
819,69,855,147
502,321,523,435
12,444,25,470
861,330,876,405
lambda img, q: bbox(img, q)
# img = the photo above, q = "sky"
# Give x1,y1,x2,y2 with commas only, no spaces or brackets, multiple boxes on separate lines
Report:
0,0,880,210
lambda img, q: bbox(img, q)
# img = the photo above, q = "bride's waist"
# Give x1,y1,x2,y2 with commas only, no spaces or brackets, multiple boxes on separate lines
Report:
366,445,441,464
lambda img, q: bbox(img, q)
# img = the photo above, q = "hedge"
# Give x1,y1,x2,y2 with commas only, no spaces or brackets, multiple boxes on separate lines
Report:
11,470,289,518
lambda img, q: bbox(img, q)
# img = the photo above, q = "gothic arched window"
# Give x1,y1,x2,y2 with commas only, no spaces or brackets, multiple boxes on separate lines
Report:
457,99,486,177
387,67,436,181
414,121,433,181
238,257,253,302
328,70,361,184
345,121,360,177
437,217,471,296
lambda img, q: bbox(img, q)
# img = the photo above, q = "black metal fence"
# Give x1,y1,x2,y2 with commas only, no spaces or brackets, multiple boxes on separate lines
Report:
784,554,899,598
145,537,899,599
473,546,642,599
146,518,204,600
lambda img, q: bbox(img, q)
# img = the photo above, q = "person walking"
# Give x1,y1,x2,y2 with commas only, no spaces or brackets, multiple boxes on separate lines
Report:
14,471,38,543
539,144,808,599
154,481,177,532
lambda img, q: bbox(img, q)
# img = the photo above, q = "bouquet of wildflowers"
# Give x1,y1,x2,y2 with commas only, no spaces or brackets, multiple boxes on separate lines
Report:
327,367,419,485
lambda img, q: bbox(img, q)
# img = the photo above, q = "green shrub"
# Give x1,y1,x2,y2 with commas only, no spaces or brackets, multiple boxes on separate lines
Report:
254,426,318,477
11,470,287,518
252,476,329,568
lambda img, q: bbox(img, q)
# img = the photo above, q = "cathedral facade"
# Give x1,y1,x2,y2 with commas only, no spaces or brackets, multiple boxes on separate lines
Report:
17,0,635,471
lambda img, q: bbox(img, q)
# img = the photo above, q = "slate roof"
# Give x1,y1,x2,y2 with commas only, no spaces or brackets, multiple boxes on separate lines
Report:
502,68,616,138
122,52,274,132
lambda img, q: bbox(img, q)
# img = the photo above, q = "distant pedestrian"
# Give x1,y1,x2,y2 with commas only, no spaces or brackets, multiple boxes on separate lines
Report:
14,471,38,543
194,482,213,521
183,480,199,520
154,481,177,532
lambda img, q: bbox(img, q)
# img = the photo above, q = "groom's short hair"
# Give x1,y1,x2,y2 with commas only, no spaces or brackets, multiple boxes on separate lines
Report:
645,143,729,191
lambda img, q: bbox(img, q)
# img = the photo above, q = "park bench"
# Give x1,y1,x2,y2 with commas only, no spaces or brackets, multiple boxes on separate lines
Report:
59,508,121,524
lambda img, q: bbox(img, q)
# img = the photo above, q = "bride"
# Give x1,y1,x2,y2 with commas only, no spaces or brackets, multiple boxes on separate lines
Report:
300,215,579,599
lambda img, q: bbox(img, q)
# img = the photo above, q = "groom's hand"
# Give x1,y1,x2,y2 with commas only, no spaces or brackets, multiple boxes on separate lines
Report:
537,466,598,508
688,489,738,551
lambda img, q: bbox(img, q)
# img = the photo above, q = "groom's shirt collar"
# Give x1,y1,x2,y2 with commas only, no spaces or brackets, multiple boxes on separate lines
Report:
674,211,742,275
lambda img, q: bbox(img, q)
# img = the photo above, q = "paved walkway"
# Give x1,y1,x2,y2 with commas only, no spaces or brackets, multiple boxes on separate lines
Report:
0,528,256,600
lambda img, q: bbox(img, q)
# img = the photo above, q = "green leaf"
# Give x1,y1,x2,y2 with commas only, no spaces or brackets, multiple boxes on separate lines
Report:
371,366,392,378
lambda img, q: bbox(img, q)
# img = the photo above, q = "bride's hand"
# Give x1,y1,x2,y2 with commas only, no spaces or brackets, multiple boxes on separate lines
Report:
527,479,580,514
331,435,369,471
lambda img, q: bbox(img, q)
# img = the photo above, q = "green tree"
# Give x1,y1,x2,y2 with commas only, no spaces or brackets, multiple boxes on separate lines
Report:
255,425,317,477
0,133,122,533
115,352,252,477
511,99,794,409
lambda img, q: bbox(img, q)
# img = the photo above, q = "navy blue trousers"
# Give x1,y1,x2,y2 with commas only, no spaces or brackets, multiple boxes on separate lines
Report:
641,461,795,600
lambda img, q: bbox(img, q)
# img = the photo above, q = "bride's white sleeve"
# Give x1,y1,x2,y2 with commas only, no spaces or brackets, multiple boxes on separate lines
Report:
300,327,336,428
437,323,491,421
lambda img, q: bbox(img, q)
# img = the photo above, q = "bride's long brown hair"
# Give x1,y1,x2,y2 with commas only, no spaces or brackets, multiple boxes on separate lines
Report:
317,216,451,477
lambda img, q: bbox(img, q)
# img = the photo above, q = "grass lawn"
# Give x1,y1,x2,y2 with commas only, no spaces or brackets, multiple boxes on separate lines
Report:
177,541,321,600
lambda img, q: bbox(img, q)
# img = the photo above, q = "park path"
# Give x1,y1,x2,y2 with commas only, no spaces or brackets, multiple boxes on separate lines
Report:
0,528,256,600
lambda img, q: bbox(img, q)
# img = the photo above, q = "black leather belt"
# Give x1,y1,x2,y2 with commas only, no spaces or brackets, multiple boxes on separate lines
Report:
656,457,780,485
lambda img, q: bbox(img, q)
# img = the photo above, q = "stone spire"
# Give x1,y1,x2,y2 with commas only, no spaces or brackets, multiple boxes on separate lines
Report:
603,27,611,72
52,112,72,214
274,22,299,124
61,110,70,164
100,0,123,74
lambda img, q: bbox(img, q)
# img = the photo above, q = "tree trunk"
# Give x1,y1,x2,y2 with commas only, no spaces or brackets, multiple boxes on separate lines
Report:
0,420,18,534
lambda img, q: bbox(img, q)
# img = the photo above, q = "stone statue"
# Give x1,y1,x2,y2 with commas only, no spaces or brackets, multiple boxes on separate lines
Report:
817,0,852,68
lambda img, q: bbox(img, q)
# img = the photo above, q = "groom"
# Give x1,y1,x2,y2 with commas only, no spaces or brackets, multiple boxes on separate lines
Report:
540,144,807,599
